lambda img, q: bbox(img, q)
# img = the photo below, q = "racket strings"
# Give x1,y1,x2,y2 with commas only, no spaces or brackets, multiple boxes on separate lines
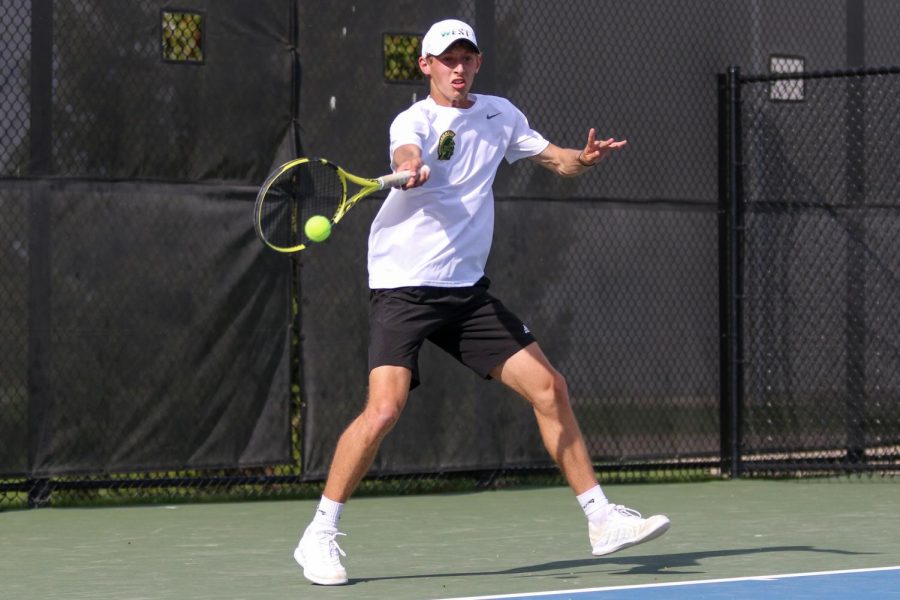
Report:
259,161,344,249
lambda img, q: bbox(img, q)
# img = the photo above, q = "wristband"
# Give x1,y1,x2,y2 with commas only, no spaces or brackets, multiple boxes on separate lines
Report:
577,153,595,168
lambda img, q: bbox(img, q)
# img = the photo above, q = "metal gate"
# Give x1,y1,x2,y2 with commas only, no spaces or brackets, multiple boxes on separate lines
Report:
719,65,900,476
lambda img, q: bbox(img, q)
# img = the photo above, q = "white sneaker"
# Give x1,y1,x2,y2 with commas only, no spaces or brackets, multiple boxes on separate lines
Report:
589,504,670,556
293,524,348,585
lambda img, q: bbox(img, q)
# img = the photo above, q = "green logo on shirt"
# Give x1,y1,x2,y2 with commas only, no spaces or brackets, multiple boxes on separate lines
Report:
437,130,456,160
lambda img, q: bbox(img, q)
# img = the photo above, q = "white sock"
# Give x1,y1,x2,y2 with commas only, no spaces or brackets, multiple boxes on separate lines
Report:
577,485,609,525
311,495,344,530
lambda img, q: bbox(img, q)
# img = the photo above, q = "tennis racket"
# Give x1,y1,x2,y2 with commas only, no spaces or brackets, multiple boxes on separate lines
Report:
253,157,424,254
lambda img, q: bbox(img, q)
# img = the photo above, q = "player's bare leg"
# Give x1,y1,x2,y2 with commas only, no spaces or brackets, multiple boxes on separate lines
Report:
323,365,412,502
295,365,411,585
491,342,597,493
491,343,670,556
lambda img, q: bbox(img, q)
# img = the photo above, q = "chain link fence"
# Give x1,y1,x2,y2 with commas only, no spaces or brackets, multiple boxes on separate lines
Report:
0,1,29,175
1,0,298,509
3,1,899,510
726,66,900,474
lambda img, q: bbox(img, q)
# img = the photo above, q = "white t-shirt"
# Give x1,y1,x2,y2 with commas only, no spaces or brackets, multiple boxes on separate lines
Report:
367,94,549,289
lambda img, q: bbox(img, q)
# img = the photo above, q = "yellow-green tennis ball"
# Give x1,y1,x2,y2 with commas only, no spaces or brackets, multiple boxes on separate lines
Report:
304,215,331,242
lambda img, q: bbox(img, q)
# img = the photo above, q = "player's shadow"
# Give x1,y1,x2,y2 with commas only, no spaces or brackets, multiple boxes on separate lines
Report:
350,545,877,584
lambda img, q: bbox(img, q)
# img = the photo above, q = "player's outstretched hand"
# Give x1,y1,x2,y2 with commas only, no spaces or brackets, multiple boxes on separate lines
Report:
579,127,627,166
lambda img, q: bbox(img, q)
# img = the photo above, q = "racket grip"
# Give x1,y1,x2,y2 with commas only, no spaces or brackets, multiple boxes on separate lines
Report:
377,165,429,189
378,170,413,189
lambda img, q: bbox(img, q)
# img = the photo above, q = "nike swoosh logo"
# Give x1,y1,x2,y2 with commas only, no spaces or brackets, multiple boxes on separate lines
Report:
486,112,502,119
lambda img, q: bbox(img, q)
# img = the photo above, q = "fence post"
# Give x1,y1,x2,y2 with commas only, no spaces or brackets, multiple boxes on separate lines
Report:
718,66,744,478
475,0,496,95
27,0,54,508
844,0,867,465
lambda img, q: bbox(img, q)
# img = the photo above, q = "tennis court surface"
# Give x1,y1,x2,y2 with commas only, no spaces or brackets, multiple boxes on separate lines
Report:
2,479,897,599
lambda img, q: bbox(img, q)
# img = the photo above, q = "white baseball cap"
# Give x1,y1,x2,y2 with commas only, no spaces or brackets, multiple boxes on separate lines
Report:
420,19,479,57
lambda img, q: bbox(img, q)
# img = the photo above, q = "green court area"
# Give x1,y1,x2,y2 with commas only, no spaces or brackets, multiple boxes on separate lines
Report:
1,479,897,600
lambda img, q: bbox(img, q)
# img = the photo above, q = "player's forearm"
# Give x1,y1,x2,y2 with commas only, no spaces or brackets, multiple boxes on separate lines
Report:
531,145,596,178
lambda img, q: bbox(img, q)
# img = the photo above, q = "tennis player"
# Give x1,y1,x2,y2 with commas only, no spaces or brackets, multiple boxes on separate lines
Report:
294,18,670,585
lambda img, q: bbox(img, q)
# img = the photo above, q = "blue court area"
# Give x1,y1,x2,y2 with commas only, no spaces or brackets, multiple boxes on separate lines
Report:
449,567,900,600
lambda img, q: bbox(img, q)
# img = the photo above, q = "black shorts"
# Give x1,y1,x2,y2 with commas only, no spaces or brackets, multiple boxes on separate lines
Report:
368,277,536,389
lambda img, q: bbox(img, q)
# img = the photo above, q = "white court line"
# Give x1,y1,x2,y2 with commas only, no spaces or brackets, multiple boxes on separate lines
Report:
438,565,900,600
